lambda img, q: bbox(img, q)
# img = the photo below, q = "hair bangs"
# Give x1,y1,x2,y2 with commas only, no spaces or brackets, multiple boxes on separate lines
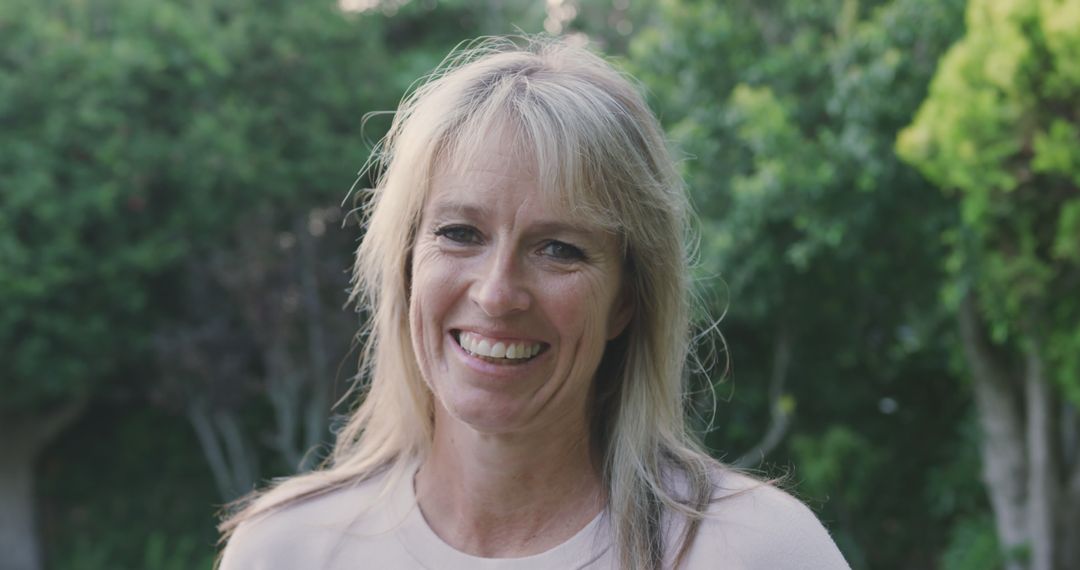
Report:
519,91,624,236
432,66,625,238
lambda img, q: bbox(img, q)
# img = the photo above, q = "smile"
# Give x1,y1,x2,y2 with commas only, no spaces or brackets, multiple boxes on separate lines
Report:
453,330,547,363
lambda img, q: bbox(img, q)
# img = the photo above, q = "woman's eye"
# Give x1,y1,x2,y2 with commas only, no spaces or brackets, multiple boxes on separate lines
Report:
433,225,480,245
540,240,586,261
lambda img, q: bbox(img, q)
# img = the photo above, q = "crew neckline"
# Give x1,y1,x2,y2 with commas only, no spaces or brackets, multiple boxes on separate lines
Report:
391,462,611,570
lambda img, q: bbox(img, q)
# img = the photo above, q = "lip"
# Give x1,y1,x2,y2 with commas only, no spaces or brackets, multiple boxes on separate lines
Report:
448,330,549,377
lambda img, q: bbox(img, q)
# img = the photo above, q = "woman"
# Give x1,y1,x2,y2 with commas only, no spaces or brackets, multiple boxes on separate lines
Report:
219,36,849,569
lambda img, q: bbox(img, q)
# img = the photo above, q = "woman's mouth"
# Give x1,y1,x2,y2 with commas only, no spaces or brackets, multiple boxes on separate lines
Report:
453,330,547,364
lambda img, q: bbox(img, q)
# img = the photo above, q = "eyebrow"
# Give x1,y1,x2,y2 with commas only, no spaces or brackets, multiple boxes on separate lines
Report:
427,200,602,239
528,221,599,239
428,200,485,221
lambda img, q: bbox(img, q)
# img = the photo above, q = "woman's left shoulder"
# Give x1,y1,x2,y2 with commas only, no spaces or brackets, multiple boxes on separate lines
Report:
677,469,851,570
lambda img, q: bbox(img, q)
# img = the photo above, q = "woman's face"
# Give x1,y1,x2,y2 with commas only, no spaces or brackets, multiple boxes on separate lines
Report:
409,135,632,438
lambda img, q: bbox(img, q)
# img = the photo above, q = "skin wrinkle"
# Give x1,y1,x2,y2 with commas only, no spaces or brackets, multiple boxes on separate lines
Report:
425,198,613,257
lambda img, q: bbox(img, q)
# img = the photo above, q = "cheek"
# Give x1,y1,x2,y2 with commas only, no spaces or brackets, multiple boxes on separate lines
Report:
408,246,458,366
410,244,455,306
548,273,621,350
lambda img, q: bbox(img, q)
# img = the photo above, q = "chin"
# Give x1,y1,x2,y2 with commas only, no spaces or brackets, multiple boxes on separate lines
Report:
436,391,534,434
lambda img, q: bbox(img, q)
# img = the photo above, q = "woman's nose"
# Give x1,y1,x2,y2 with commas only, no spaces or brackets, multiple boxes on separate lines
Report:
469,250,531,317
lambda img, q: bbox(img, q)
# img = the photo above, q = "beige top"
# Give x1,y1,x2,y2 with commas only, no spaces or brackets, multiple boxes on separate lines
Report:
220,464,850,569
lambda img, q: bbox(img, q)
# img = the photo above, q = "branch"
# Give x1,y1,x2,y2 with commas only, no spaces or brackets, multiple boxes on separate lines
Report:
0,396,89,461
297,219,332,470
734,325,793,469
214,410,258,497
33,396,88,453
1062,401,1080,490
1066,400,1080,495
187,399,236,502
264,344,303,470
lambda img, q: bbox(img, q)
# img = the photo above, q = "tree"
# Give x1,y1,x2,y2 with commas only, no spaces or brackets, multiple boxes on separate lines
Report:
0,1,196,565
1,0,397,565
898,0,1080,568
151,205,358,501
630,0,973,566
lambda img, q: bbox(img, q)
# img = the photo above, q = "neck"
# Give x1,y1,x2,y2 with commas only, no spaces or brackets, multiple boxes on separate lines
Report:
414,406,604,558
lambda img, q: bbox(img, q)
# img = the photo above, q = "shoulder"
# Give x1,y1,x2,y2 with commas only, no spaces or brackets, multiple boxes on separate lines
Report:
219,472,399,570
676,469,850,570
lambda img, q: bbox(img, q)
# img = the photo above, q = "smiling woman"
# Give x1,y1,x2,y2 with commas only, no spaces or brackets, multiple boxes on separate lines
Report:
217,36,850,570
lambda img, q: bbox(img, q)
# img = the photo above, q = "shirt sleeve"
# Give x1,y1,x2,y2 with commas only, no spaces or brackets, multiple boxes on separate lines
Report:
682,477,851,570
217,514,312,570
217,521,272,570
736,490,850,569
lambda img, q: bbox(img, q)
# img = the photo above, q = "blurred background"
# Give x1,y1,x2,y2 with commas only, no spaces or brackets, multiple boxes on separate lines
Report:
2,0,1078,568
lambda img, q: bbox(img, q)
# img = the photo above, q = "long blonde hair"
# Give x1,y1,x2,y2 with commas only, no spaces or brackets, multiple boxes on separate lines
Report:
220,35,720,569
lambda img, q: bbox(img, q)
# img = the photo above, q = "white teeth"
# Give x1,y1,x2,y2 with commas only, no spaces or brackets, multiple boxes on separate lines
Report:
458,332,542,360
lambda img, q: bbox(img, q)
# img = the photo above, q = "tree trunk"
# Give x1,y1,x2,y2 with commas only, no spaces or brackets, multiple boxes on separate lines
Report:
1051,391,1080,570
1023,344,1058,570
0,447,39,570
187,398,259,502
1063,464,1080,570
0,399,86,570
960,295,1080,570
1063,397,1080,570
958,293,1029,569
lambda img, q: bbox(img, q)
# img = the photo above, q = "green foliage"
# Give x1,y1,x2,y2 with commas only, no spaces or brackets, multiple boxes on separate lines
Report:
793,426,882,509
631,0,976,566
897,0,1080,402
41,405,219,569
51,533,215,570
939,514,1003,570
16,0,1076,567
2,0,179,408
0,0,398,412
791,425,882,567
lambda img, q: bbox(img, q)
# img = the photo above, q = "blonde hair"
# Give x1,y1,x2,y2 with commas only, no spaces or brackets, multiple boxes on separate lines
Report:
220,35,722,569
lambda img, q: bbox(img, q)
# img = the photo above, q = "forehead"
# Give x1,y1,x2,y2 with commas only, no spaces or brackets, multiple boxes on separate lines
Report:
433,121,535,185
426,130,569,221
422,118,622,238
435,136,535,192
425,163,575,233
